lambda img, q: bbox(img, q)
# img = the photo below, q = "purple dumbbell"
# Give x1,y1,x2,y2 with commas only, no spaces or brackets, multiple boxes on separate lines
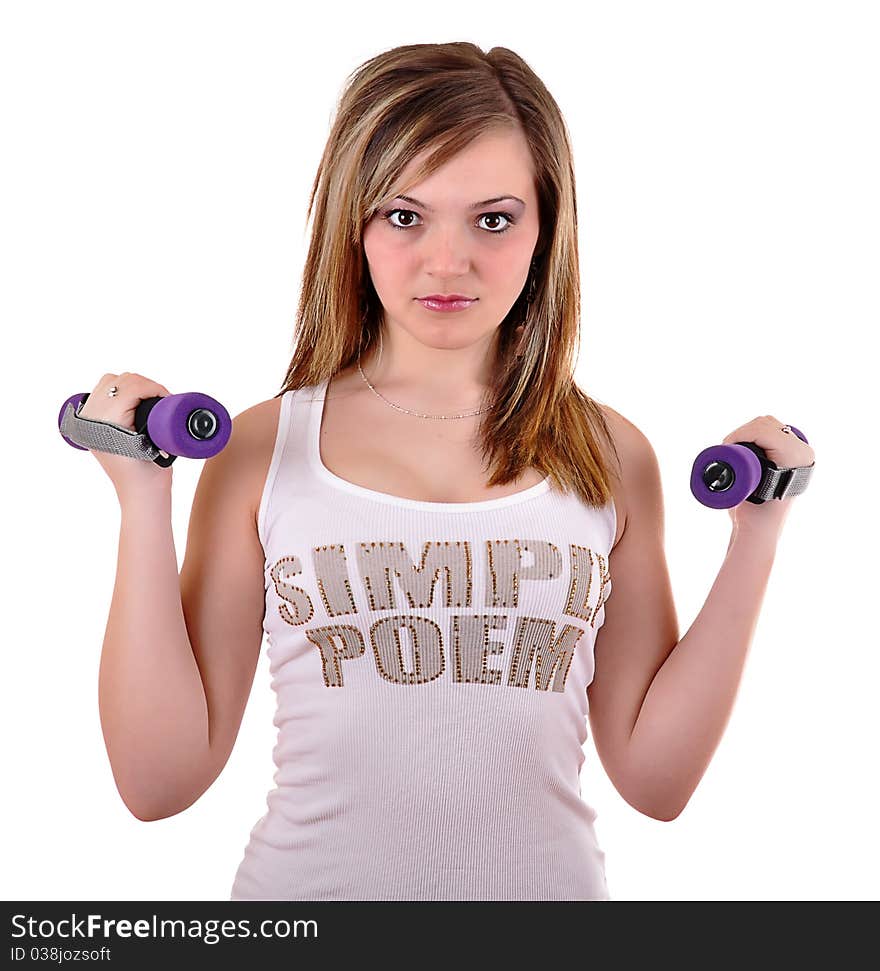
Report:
58,391,232,466
690,425,811,508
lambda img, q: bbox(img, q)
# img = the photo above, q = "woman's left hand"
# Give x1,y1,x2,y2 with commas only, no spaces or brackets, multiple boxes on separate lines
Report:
721,415,816,536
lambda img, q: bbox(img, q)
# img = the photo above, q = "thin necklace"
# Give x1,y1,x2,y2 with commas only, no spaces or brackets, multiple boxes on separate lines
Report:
356,349,492,420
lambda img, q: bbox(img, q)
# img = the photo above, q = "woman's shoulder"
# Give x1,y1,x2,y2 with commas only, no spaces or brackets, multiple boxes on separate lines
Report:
596,401,646,458
226,394,287,528
599,403,659,472
593,402,651,550
239,392,285,426
231,393,285,452
594,402,665,549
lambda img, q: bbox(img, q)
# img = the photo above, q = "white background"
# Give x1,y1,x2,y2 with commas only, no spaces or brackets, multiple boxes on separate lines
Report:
2,0,877,901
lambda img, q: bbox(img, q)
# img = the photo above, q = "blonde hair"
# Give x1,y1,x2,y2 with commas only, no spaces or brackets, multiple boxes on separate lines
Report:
277,41,621,508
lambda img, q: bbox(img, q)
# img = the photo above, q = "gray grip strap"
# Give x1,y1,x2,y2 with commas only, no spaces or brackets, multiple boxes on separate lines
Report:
752,462,815,502
60,400,164,462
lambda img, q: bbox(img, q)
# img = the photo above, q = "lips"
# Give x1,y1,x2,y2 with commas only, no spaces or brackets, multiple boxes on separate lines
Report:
417,297,477,312
419,294,475,302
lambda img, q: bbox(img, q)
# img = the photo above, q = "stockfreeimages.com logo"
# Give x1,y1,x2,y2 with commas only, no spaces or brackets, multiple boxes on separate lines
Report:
10,912,318,945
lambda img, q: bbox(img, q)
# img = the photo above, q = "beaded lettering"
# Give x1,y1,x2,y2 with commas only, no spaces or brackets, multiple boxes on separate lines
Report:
267,539,611,691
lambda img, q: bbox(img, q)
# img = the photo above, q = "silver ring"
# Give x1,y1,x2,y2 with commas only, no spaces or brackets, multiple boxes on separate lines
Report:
781,425,792,433
107,385,119,398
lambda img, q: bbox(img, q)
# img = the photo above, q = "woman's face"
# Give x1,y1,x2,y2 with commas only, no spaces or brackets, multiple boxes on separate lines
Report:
362,128,541,356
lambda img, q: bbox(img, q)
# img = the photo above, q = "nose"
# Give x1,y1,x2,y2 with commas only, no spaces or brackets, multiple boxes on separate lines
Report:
420,226,473,276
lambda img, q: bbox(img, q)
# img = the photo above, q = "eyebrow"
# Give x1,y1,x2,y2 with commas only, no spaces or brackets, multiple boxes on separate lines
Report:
392,194,526,212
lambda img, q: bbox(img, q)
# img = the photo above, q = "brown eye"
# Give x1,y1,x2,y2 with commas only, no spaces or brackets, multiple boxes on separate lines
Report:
386,209,419,229
478,213,514,233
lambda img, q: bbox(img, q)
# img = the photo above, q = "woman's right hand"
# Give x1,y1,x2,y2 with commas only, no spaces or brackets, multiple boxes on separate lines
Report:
78,372,175,495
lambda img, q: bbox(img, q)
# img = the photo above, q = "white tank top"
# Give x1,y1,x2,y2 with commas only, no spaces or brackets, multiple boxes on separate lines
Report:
230,377,616,900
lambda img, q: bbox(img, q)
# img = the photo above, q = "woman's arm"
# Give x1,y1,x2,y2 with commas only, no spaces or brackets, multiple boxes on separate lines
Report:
99,479,213,821
587,411,808,822
624,519,780,821
98,402,273,822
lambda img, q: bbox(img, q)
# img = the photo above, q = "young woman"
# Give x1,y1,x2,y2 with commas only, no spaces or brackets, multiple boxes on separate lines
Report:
80,41,814,901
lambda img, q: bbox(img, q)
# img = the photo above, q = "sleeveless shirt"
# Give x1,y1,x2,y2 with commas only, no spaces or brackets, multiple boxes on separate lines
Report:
229,377,616,901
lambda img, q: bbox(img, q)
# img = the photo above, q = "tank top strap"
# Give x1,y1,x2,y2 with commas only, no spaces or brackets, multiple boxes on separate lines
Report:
257,383,321,551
